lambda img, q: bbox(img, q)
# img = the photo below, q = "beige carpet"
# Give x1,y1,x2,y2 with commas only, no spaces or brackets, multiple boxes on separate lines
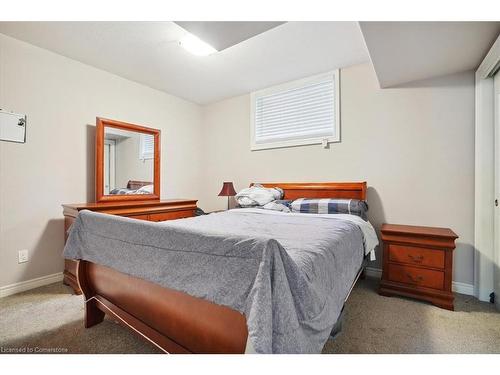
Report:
323,278,500,353
1,278,499,354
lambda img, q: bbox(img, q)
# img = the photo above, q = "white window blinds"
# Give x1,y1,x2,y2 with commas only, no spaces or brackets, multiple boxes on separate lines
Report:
251,71,339,150
139,134,154,160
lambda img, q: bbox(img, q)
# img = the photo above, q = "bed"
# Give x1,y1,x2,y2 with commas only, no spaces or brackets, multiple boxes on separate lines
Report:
109,180,154,195
64,182,377,353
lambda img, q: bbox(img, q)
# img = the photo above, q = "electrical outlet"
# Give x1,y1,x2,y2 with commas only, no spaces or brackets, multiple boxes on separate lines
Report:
18,249,29,263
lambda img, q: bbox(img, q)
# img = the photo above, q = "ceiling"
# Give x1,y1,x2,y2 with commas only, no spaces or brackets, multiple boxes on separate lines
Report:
174,21,285,51
1,21,498,103
0,21,369,104
359,22,500,88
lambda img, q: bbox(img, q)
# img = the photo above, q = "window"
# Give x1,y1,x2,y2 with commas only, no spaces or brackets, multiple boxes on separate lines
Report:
250,70,340,150
139,133,154,160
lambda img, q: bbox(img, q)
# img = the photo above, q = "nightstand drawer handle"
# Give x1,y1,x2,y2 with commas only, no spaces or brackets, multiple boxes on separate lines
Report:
408,254,424,263
406,273,424,283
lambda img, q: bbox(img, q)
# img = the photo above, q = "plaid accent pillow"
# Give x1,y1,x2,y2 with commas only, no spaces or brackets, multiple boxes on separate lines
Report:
290,198,368,220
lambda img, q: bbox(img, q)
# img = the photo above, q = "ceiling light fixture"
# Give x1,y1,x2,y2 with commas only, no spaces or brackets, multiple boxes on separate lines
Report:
179,33,217,56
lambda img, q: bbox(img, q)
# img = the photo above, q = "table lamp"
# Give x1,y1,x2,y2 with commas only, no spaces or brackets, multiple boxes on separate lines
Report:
218,182,237,210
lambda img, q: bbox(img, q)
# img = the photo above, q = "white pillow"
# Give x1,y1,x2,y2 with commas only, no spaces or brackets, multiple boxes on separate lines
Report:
261,201,291,213
136,184,154,194
235,185,283,207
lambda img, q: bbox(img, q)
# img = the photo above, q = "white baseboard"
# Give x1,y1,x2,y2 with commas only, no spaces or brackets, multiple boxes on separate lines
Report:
363,267,474,296
452,281,475,296
0,272,64,298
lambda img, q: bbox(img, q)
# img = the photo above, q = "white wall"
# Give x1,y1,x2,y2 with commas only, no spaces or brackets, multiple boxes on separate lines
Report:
114,135,154,189
199,63,475,285
0,34,476,288
0,34,203,287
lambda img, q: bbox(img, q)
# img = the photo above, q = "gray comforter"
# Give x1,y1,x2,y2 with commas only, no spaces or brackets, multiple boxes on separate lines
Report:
63,209,366,353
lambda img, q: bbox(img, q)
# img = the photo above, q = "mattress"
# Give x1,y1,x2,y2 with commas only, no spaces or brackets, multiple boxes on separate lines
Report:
64,208,378,353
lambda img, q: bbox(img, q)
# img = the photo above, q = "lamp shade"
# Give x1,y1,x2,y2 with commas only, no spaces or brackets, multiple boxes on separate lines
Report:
218,182,237,197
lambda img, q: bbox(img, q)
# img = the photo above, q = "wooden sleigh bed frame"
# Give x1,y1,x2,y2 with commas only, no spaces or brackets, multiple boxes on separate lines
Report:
75,182,368,354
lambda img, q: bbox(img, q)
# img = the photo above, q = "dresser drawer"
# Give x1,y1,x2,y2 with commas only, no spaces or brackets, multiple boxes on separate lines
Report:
149,210,194,222
126,214,150,221
388,244,445,269
388,263,444,290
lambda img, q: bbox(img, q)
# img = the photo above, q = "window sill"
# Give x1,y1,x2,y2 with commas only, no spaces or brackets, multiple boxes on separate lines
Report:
251,136,340,151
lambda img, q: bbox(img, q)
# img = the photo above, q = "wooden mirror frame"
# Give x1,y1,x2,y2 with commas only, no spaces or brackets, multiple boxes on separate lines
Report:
95,117,161,203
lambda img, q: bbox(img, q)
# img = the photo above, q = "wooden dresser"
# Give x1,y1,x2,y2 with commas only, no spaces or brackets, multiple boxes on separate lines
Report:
62,199,197,294
379,224,458,310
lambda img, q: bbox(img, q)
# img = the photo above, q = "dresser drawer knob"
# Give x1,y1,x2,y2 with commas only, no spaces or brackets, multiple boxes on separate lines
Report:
408,254,424,263
406,273,424,283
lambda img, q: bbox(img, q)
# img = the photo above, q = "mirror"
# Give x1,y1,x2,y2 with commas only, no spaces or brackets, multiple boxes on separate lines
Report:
95,117,160,202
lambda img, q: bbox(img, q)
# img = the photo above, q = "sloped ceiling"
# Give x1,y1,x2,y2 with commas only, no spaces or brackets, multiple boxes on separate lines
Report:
359,22,500,88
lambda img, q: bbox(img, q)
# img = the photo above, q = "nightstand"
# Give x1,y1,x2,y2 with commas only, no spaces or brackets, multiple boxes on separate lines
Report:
379,224,458,310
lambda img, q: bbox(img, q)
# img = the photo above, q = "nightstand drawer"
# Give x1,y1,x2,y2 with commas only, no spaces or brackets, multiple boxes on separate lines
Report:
388,244,445,269
388,264,444,290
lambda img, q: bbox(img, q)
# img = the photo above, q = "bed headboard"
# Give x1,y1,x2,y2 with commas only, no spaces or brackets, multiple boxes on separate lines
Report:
254,182,367,200
127,180,153,190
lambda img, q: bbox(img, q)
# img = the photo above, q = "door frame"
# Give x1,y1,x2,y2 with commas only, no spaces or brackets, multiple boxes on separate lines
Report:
104,138,116,194
474,34,500,302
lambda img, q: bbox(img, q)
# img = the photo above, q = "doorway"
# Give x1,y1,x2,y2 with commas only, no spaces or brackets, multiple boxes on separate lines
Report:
103,138,116,194
495,72,500,310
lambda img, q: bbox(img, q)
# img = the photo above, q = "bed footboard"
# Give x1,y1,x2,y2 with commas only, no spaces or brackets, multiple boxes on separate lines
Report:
76,260,248,353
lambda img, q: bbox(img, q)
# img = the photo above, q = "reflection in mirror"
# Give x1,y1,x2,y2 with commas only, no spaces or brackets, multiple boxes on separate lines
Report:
103,127,154,195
